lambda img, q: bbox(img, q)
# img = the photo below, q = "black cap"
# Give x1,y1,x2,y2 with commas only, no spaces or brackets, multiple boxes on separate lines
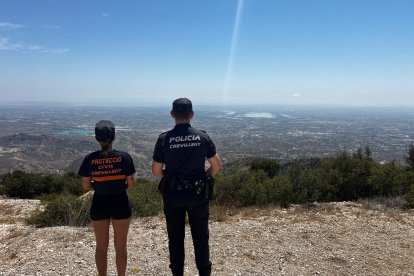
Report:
172,98,192,113
95,120,115,142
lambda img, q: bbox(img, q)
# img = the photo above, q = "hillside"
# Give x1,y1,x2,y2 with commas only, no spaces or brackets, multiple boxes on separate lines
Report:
1,197,414,275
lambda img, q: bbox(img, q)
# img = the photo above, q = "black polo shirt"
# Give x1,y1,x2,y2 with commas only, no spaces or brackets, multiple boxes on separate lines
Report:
153,123,216,177
78,150,136,195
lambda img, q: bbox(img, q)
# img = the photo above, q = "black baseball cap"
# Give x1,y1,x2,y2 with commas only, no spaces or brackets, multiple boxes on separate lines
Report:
172,98,193,113
95,120,115,142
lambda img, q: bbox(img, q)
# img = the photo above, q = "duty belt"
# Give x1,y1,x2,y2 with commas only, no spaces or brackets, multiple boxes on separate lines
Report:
167,175,206,195
158,174,214,199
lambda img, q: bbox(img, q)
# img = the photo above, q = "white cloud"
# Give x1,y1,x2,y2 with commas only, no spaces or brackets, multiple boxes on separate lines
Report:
0,22,25,29
41,23,61,30
0,37,23,50
293,93,301,97
27,44,69,54
0,36,68,54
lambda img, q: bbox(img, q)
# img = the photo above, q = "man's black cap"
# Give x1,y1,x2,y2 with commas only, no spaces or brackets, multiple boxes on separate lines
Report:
172,98,193,113
95,120,115,142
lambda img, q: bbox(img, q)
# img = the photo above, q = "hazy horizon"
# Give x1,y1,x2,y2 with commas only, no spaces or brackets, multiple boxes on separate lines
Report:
1,1,413,106
2,101,414,111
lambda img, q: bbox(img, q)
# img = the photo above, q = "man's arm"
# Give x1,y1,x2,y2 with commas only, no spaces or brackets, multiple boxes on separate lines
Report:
206,154,223,177
152,161,164,178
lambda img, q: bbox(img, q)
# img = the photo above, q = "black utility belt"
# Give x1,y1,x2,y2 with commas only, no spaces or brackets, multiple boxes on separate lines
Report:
159,176,205,195
174,179,205,195
158,175,214,200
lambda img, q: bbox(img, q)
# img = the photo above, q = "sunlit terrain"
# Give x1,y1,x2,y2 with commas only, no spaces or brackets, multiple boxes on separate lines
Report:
0,104,413,176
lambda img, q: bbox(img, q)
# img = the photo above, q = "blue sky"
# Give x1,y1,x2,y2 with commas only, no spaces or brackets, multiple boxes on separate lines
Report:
0,0,413,106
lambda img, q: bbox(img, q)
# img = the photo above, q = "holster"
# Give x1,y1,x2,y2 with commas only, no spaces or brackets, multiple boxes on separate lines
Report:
158,177,167,196
158,175,177,196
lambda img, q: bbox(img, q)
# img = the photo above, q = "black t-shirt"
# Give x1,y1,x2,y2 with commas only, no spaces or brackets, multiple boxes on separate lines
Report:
153,123,216,177
78,150,136,195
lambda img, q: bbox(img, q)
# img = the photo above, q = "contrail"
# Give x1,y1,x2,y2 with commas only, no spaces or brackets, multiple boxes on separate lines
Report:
222,0,245,105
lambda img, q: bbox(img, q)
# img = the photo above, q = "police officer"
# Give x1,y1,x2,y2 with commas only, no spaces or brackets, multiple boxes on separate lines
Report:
78,120,136,276
152,98,222,276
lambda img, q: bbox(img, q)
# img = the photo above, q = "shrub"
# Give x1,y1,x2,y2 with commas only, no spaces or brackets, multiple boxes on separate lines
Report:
128,178,163,217
264,175,293,207
27,193,91,227
404,184,414,209
320,154,374,200
214,170,269,206
238,171,269,206
56,172,84,196
1,171,53,199
27,178,164,227
368,162,408,197
250,158,280,178
291,169,338,204
0,171,82,199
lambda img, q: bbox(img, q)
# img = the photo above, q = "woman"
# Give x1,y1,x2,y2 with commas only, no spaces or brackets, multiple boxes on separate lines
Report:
78,120,135,276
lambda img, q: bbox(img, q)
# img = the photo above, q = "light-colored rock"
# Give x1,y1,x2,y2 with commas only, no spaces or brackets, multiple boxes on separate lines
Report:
1,199,414,275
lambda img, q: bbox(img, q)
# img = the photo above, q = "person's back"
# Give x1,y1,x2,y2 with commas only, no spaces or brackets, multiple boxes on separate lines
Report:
162,124,211,175
78,120,136,276
152,98,222,276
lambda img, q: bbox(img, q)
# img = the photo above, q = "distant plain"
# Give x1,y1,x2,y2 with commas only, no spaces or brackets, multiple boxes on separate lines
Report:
0,104,413,176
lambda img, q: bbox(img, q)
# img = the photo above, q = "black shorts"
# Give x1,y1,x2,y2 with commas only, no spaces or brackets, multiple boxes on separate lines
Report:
90,191,131,220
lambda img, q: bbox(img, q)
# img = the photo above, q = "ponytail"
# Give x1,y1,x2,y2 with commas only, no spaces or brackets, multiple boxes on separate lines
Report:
99,140,113,156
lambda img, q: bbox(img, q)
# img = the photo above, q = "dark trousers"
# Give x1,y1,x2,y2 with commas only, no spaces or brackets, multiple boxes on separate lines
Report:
163,195,211,276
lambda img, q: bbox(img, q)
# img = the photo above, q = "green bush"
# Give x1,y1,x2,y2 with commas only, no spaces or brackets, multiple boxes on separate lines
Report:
27,193,91,227
319,154,374,200
264,175,293,207
56,172,84,196
368,162,408,197
26,178,163,227
1,171,53,198
128,178,163,217
214,170,269,206
0,171,82,199
238,171,269,206
404,184,414,209
250,158,280,178
291,168,339,204
214,172,247,204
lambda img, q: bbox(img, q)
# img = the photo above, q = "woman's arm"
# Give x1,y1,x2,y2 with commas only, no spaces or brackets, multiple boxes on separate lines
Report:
126,175,135,189
82,177,94,191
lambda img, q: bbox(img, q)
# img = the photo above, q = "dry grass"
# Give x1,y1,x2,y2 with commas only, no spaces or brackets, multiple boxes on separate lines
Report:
210,204,237,222
242,250,257,261
0,217,17,224
0,227,27,244
5,227,26,240
239,206,277,218
0,199,42,225
357,196,405,211
0,204,18,224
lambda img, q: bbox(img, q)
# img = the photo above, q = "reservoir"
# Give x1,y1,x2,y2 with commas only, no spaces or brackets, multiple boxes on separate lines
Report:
55,129,93,135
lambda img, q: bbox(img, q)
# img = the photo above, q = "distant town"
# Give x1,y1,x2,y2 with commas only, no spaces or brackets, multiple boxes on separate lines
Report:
1,104,413,177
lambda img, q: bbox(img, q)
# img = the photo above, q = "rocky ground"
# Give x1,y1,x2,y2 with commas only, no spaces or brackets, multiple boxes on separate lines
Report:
1,198,414,276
